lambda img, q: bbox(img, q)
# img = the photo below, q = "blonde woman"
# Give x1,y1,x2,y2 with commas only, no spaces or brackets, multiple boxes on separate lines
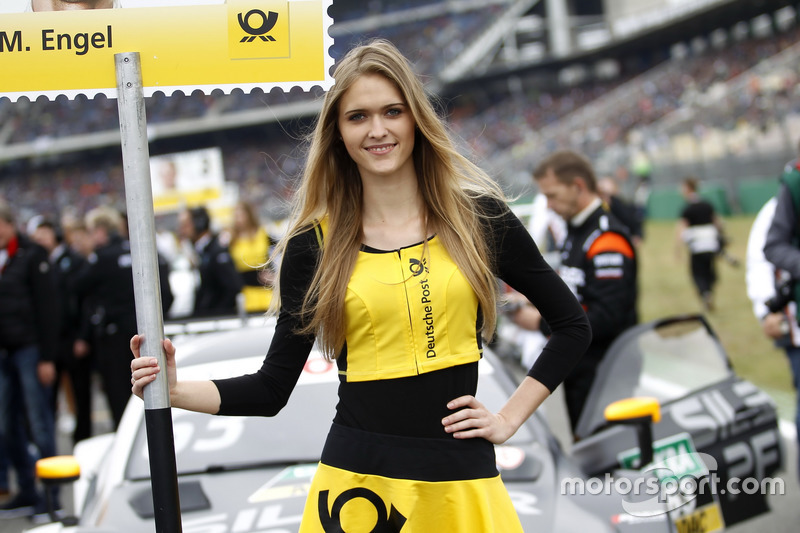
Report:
131,39,590,531
228,200,274,313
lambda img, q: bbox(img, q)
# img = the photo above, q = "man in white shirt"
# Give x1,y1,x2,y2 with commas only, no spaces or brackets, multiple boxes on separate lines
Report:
747,196,800,480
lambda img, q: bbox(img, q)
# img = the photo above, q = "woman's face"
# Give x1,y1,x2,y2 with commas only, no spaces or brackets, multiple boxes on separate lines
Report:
32,0,114,10
336,73,416,183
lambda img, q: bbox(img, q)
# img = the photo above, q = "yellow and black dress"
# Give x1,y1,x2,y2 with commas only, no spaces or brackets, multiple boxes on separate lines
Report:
229,226,273,313
212,198,591,532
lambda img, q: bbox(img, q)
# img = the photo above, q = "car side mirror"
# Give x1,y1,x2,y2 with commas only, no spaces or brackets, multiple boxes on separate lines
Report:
36,456,81,525
604,397,661,468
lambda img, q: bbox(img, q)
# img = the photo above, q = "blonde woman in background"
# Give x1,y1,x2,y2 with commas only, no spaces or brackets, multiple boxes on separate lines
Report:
228,200,274,314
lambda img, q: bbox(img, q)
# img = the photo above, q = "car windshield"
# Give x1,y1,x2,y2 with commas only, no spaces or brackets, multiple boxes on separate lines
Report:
637,319,732,393
575,316,733,438
125,358,535,480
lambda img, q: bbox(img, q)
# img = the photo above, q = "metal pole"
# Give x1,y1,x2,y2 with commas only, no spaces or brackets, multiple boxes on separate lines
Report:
115,51,182,533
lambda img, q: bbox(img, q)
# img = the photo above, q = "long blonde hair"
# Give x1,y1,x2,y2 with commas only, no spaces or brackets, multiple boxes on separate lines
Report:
270,39,506,359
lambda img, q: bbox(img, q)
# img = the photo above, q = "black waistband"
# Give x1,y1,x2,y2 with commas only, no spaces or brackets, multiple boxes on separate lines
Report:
320,423,498,482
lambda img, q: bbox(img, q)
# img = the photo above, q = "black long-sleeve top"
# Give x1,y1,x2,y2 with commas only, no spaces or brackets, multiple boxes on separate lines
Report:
213,200,591,439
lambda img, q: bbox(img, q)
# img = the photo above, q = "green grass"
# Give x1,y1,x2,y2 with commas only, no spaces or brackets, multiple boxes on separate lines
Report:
640,217,795,399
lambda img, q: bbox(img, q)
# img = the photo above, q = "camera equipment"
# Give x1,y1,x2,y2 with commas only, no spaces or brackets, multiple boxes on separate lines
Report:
766,278,794,313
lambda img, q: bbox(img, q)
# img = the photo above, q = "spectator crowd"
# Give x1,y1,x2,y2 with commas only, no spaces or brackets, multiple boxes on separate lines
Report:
2,0,799,222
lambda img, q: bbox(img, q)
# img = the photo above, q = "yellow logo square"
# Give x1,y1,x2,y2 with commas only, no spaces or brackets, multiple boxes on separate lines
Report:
227,0,290,60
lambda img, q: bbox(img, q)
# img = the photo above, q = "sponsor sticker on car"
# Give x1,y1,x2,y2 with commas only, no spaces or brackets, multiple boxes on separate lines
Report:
673,502,724,533
617,432,706,479
495,445,526,471
616,432,725,532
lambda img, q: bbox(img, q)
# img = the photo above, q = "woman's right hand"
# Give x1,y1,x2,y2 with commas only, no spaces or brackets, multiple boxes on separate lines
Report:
130,335,177,399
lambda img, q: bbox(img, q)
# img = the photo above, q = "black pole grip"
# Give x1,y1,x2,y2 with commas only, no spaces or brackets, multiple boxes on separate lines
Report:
144,408,183,533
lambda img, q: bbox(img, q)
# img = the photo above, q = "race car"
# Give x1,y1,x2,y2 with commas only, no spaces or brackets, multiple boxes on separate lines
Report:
25,314,782,532
570,315,784,531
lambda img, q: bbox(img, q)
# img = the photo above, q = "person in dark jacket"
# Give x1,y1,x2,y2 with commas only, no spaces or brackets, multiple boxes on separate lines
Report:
764,159,800,281
0,200,60,518
32,218,93,444
74,206,173,429
521,151,638,433
177,206,242,317
760,152,800,481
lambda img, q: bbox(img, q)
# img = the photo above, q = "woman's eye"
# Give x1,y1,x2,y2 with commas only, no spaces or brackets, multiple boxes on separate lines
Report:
348,113,365,121
386,108,401,117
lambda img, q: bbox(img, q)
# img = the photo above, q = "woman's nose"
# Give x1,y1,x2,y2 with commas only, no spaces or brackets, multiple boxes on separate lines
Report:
368,116,387,138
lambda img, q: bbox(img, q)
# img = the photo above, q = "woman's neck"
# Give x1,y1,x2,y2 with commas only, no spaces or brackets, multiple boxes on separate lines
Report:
361,182,428,251
361,172,422,224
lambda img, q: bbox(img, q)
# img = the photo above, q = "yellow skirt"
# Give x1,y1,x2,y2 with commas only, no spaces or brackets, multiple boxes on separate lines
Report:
299,424,523,532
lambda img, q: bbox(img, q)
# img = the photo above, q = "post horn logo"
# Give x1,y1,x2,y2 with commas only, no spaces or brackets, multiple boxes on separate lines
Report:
237,9,279,42
318,488,407,532
409,258,428,277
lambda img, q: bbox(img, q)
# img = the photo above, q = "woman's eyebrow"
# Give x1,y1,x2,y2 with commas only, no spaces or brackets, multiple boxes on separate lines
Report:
342,102,406,114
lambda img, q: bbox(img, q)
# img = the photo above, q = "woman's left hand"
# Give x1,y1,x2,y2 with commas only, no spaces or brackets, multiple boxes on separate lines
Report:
442,395,515,444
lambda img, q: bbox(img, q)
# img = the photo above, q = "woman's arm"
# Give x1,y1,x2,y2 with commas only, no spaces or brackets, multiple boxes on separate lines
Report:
443,200,590,442
490,204,591,391
442,376,550,444
131,336,222,414
131,225,321,417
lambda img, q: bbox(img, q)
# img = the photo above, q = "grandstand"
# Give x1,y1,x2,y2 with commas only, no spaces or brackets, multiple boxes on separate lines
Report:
1,0,799,224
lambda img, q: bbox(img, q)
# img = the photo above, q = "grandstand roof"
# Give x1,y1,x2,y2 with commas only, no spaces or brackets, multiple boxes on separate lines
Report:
444,0,796,90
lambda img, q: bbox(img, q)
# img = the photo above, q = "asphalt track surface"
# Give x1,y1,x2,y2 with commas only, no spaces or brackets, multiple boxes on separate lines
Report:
2,372,798,532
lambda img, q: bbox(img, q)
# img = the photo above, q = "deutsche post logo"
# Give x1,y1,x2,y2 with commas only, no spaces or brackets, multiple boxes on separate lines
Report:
238,10,278,42
227,0,289,60
409,257,428,277
318,488,407,532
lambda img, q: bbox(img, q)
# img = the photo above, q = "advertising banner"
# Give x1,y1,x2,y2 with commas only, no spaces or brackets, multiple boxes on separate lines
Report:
149,147,230,213
0,0,334,101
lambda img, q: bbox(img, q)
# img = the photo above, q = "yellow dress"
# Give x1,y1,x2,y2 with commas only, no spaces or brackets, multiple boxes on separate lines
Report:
229,227,272,313
298,219,523,532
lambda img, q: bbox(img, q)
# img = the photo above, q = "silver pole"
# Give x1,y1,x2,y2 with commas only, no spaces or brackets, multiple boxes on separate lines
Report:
114,52,168,408
115,51,182,533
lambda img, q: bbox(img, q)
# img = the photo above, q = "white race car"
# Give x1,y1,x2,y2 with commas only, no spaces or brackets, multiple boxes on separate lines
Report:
27,315,783,532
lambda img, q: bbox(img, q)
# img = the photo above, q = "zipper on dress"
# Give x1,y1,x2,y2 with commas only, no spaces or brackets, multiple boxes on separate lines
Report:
398,248,421,374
